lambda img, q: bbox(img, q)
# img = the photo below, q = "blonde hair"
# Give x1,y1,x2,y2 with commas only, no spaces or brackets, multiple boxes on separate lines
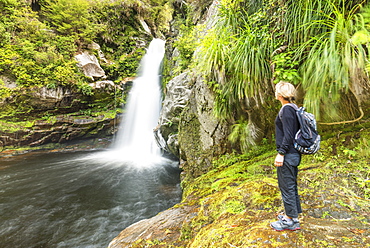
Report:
275,81,296,102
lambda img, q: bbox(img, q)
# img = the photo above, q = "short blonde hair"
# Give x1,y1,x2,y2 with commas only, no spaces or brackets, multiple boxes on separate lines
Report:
275,81,296,102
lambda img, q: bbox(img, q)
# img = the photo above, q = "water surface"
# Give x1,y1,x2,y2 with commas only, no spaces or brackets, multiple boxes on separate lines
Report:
0,150,181,248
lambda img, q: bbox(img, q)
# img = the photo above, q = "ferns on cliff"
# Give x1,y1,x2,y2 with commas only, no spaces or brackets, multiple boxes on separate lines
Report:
0,0,171,90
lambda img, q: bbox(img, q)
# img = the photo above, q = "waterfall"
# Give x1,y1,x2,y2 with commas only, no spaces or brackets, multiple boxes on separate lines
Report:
111,38,165,163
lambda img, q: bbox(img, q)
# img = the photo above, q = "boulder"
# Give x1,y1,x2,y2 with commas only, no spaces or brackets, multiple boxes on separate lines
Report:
108,205,197,248
89,80,116,91
75,51,106,80
177,75,229,178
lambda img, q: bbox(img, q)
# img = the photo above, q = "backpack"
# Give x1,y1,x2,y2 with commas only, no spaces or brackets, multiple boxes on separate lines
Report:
279,103,321,155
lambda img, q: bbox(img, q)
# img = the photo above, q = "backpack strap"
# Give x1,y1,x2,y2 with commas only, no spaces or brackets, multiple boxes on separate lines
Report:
278,103,298,120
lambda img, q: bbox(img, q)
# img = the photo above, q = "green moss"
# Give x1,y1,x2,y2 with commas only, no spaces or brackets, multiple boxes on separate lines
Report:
170,122,370,247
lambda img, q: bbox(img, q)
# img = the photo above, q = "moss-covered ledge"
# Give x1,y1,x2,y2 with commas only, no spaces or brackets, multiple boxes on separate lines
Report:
0,109,119,149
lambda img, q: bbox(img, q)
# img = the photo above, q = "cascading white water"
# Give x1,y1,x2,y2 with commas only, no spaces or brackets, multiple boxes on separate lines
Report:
111,38,165,163
81,39,167,166
113,39,164,154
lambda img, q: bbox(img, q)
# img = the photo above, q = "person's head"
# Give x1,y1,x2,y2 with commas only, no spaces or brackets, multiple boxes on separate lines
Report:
275,81,296,102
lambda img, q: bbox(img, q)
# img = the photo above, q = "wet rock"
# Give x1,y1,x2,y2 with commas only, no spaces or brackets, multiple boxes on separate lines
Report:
108,205,197,248
0,115,116,149
89,80,116,91
156,72,192,157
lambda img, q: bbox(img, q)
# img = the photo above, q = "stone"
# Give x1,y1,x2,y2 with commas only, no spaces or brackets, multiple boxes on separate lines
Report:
33,86,71,101
108,205,197,248
0,75,17,89
89,80,116,90
75,51,106,80
156,72,192,157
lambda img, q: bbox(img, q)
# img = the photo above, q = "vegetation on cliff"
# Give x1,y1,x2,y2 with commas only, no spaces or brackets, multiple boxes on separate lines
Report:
0,0,172,89
182,0,370,153
0,0,173,146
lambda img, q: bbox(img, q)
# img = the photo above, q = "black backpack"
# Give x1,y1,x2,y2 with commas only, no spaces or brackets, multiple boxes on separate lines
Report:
279,103,321,155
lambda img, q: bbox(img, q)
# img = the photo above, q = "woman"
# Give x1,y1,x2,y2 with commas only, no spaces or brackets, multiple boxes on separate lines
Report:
270,81,301,231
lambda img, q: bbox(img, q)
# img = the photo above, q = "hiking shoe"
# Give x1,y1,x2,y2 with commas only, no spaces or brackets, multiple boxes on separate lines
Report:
270,217,301,231
277,214,299,222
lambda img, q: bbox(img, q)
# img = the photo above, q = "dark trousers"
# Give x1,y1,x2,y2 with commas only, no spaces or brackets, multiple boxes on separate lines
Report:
277,153,302,218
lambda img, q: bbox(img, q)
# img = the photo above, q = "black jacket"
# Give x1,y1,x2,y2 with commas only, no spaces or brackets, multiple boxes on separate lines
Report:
275,104,300,155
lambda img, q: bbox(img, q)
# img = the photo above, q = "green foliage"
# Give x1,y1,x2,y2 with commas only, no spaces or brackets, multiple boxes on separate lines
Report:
104,47,146,82
228,117,261,153
271,50,300,84
42,0,98,46
0,79,12,99
173,24,199,73
191,0,370,152
149,1,173,34
296,1,370,121
0,1,87,88
89,0,152,80
76,81,93,95
195,1,277,121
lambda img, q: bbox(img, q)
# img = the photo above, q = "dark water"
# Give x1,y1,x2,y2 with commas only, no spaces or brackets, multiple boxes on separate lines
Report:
0,150,182,248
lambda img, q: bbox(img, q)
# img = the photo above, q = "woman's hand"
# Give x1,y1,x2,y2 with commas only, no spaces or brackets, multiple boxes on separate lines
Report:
274,154,284,167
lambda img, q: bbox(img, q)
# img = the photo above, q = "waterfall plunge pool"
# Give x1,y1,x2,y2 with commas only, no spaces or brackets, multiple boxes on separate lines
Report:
0,38,175,248
0,149,182,248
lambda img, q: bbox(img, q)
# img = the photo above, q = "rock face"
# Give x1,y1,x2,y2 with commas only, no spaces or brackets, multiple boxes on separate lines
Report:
156,72,192,157
156,71,229,178
0,114,116,148
177,75,229,178
75,51,106,80
0,81,118,149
